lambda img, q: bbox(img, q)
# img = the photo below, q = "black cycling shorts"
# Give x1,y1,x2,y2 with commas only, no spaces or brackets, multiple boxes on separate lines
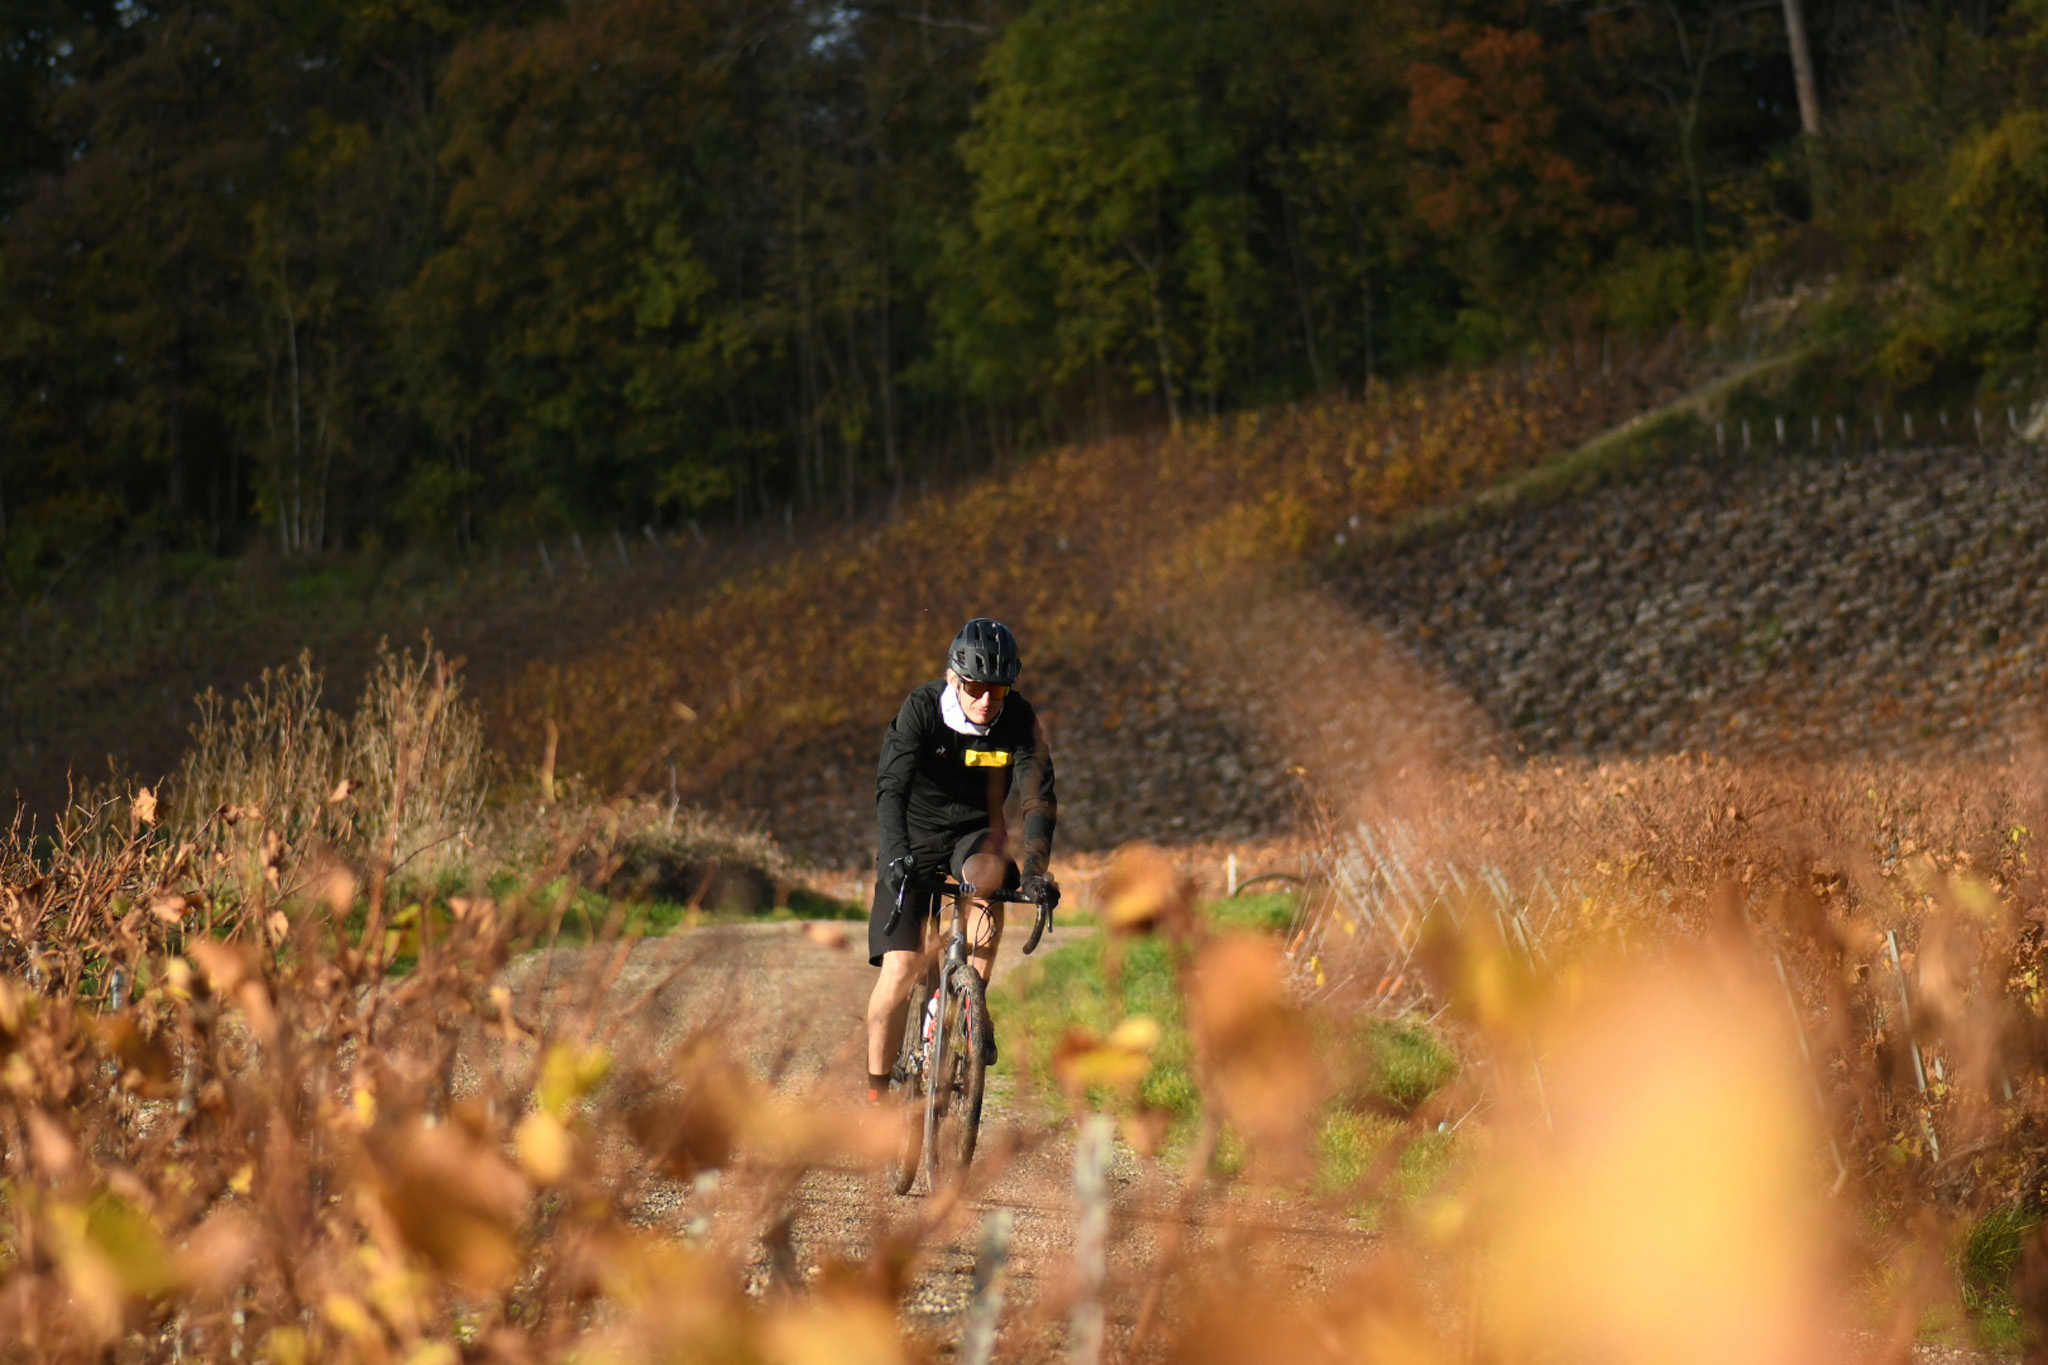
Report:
867,828,1020,966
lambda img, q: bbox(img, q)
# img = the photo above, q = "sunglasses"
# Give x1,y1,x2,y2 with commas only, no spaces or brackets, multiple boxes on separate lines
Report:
957,679,1010,701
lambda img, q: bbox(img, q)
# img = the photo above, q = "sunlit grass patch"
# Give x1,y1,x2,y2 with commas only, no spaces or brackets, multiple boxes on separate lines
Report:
1955,1203,2038,1351
1358,1019,1460,1110
1316,1111,1460,1227
994,890,1460,1192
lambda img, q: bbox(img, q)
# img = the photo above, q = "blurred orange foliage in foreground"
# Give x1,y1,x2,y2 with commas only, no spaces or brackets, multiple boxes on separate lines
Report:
4,654,2048,1361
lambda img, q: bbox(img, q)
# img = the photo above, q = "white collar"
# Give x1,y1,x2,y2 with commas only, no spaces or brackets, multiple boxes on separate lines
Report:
940,681,998,736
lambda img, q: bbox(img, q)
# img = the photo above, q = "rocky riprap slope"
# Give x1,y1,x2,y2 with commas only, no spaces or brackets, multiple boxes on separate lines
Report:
1329,443,2048,757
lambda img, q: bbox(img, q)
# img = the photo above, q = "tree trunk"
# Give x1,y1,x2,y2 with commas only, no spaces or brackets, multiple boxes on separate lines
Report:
1283,192,1324,390
1125,242,1180,430
284,287,304,553
879,257,900,486
1781,0,1822,138
1676,18,1717,259
1361,270,1375,393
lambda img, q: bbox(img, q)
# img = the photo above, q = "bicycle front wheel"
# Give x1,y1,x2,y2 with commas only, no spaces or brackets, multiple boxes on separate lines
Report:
922,962,988,1191
887,976,933,1196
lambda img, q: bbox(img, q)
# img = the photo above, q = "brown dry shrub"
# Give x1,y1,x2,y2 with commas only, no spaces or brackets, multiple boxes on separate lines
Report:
0,654,912,1365
1279,749,2048,1348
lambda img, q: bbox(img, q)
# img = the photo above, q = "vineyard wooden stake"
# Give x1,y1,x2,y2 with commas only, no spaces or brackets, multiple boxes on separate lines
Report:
960,1210,1015,1365
1070,1116,1112,1365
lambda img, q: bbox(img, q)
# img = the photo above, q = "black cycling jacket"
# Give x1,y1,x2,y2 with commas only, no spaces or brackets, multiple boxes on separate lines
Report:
875,680,1056,878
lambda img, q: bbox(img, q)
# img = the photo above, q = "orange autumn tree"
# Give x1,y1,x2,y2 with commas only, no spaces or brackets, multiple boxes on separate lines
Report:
1405,20,1633,343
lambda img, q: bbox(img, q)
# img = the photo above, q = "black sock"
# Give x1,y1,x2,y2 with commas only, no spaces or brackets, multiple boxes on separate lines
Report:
867,1072,892,1093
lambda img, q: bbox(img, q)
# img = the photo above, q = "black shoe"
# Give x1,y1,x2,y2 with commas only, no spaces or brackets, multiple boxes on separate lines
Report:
981,1027,998,1067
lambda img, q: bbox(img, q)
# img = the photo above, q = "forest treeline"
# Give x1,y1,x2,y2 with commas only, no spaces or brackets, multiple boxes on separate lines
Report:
4,0,2047,568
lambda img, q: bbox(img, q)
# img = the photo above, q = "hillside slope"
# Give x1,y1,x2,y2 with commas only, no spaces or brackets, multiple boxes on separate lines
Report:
495,350,1691,863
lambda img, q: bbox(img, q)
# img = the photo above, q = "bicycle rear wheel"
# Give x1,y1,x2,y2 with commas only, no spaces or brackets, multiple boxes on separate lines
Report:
922,962,989,1190
886,975,934,1196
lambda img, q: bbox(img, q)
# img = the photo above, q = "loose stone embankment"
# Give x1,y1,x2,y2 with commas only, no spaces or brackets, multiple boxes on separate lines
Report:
1330,443,2048,759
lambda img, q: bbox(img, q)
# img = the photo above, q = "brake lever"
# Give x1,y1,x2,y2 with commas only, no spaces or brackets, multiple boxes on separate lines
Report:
1022,899,1051,955
882,876,908,937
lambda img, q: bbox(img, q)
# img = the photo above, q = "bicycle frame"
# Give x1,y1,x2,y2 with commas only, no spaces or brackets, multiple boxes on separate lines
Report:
885,870,1047,1193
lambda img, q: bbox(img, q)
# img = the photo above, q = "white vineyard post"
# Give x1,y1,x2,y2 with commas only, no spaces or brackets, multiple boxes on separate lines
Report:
960,1209,1016,1365
1885,929,1941,1163
1070,1115,1113,1365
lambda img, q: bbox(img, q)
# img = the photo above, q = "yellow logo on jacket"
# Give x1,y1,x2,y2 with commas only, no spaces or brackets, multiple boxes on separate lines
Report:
963,749,1013,767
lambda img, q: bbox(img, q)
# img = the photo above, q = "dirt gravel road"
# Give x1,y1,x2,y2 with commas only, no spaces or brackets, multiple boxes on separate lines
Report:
502,920,1375,1360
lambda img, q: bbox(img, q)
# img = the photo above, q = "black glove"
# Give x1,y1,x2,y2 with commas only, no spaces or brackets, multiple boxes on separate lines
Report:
884,855,916,896
1018,874,1059,913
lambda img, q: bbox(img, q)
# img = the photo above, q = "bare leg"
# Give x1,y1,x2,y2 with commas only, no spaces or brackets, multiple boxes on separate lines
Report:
965,896,1005,984
958,849,1010,984
866,949,922,1079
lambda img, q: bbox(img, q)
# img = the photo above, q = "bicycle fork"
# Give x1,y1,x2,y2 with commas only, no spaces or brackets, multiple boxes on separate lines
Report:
927,901,973,1102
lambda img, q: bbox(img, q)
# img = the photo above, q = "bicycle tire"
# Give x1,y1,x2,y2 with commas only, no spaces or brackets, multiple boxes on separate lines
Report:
924,962,989,1190
886,975,933,1196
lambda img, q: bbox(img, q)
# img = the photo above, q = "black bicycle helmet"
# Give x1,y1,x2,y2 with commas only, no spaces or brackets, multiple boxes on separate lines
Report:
948,618,1022,685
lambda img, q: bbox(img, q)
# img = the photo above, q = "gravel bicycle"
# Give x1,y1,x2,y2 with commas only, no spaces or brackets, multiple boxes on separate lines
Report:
883,871,1054,1196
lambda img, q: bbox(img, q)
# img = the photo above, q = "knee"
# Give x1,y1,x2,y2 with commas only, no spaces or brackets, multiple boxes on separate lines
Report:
873,951,918,999
961,850,1010,891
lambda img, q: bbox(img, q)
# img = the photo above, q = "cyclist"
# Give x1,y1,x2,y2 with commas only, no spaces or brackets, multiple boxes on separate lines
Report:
865,618,1058,1103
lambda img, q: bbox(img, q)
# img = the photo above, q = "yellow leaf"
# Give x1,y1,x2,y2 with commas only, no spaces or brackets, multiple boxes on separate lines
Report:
84,1194,177,1296
323,1293,378,1346
515,1111,574,1185
262,1327,308,1365
1107,1016,1162,1053
760,1295,905,1365
537,1042,612,1120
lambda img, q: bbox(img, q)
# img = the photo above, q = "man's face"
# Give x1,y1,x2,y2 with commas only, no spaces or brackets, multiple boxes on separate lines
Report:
948,668,1008,726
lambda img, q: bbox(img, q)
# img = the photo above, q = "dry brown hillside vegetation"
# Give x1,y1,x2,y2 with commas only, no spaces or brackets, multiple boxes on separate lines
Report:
500,346,1693,865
